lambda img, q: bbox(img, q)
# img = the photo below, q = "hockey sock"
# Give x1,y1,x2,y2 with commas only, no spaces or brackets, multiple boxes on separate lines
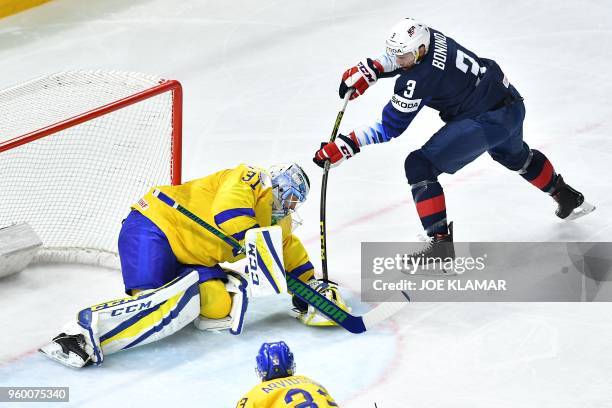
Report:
405,150,448,236
519,149,558,193
411,180,448,236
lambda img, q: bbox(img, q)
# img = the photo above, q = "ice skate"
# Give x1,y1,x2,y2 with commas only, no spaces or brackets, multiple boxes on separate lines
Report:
551,175,595,220
403,222,456,276
39,333,93,369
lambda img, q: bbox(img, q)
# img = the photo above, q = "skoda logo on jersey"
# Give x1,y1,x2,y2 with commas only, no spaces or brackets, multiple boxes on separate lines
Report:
391,94,421,113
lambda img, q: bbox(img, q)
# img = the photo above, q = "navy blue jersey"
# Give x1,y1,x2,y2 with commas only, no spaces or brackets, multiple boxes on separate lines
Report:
352,28,514,146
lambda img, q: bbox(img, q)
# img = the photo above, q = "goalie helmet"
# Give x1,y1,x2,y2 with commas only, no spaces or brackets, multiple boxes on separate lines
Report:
269,162,310,221
256,341,296,381
385,18,430,61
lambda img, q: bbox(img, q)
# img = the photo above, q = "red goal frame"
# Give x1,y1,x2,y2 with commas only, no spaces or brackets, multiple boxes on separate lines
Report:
0,78,183,185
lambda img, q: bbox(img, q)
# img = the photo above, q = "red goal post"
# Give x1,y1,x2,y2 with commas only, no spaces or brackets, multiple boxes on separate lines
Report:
0,71,182,269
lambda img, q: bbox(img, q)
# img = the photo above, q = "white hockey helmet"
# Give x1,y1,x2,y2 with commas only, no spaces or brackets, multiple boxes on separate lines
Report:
385,18,430,61
269,162,310,221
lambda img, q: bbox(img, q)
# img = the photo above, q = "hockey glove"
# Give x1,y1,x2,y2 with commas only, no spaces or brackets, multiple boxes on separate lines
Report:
313,133,360,168
291,279,351,327
339,58,383,100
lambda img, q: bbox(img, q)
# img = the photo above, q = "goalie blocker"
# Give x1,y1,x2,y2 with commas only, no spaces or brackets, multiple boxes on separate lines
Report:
40,226,287,369
194,226,287,331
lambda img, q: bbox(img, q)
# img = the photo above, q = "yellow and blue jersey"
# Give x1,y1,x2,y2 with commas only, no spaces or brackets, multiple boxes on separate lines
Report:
132,164,314,282
236,375,338,408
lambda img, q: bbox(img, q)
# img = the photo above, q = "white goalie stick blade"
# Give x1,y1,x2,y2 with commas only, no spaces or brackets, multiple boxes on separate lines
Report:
362,291,411,331
566,200,596,220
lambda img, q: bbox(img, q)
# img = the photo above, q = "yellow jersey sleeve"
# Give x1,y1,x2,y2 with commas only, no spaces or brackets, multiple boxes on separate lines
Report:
211,167,261,243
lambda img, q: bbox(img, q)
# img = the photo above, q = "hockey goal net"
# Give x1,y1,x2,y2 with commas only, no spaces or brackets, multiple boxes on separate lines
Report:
0,71,182,269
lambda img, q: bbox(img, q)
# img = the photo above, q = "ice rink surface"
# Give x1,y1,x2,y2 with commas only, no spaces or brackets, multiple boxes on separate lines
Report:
1,0,612,406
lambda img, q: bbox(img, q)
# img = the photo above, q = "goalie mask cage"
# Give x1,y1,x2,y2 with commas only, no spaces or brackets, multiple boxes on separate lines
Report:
0,71,182,269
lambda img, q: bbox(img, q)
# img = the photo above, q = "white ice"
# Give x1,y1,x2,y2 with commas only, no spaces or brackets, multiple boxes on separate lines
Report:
1,0,612,407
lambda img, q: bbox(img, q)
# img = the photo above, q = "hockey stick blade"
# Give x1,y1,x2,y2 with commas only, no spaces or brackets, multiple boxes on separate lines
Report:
362,290,411,331
287,274,409,333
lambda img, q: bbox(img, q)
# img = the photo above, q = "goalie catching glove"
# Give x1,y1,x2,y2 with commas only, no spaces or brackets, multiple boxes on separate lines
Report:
290,279,351,327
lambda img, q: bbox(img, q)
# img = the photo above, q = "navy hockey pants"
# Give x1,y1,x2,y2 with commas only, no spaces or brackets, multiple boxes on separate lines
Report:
420,85,529,175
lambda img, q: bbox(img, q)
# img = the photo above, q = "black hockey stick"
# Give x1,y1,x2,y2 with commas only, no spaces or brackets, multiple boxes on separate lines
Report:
320,90,353,282
153,189,409,333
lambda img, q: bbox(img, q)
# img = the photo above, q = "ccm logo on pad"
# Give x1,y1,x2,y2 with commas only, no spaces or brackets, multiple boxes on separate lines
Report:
391,94,421,113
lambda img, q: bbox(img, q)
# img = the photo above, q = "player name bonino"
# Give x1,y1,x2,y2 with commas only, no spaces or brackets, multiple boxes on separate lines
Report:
432,32,448,70
373,279,507,291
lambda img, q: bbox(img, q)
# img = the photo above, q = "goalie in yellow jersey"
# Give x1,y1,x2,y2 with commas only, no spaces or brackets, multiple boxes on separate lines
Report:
39,163,349,368
236,341,338,407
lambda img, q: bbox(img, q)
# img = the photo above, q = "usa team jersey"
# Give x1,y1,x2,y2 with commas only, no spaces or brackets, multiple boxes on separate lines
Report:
132,164,314,281
352,27,512,146
236,375,338,408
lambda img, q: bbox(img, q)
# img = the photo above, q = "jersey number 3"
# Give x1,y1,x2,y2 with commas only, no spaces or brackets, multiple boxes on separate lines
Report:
284,388,338,407
455,50,486,86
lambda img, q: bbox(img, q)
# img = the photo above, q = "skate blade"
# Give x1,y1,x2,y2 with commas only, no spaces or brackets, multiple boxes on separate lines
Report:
566,201,596,220
39,343,88,369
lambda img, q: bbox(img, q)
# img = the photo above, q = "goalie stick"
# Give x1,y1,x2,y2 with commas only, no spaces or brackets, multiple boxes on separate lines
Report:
153,189,410,333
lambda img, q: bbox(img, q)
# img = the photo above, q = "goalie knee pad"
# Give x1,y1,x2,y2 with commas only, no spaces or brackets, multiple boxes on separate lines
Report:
194,271,249,335
225,272,249,334
199,279,231,319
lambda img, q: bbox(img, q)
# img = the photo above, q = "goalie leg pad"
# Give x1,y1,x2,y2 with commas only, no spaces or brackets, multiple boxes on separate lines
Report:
78,269,201,362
